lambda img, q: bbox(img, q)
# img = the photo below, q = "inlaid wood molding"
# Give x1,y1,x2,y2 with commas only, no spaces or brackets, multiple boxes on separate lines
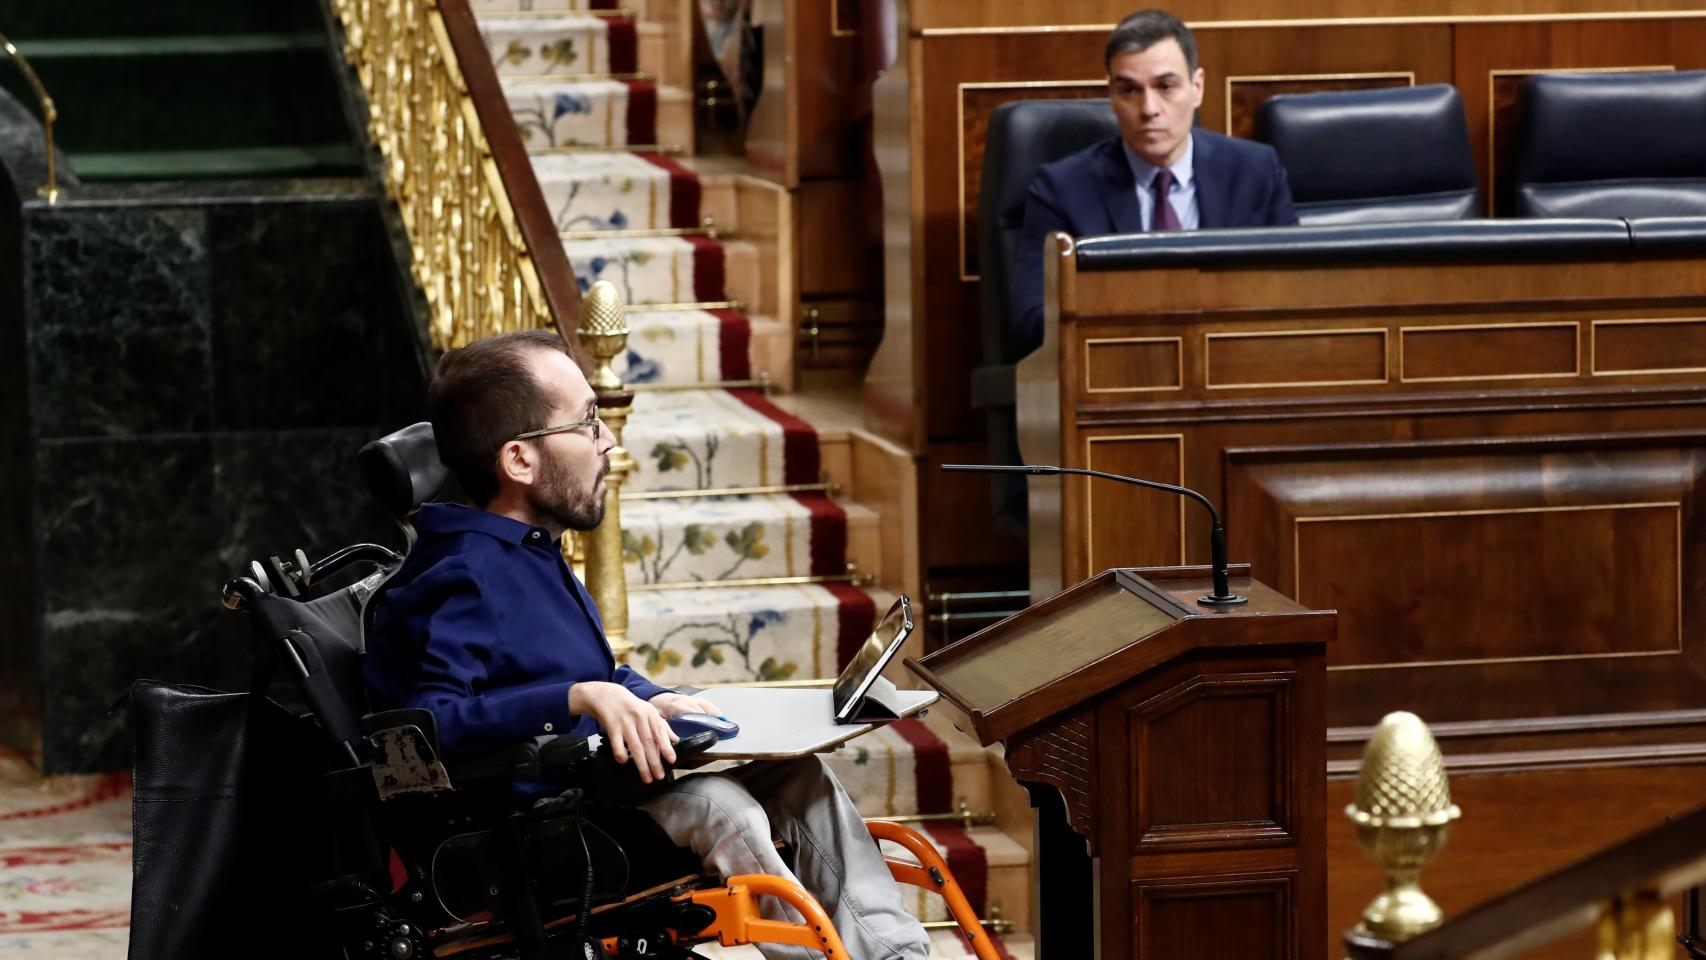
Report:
1133,872,1297,960
1129,672,1298,850
1006,709,1097,850
1593,318,1706,377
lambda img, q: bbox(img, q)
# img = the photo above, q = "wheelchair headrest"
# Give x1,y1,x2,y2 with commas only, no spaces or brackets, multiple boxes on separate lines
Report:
359,422,448,522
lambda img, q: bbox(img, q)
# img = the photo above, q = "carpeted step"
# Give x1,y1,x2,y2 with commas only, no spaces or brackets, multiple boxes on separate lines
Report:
622,494,870,587
504,78,656,149
472,0,618,12
824,716,995,821
532,151,702,231
564,234,724,304
616,311,789,386
476,14,635,78
621,388,819,494
628,583,878,685
884,824,1030,929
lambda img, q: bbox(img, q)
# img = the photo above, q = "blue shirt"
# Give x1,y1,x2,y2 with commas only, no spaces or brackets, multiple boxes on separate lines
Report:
1122,135,1200,231
363,502,669,757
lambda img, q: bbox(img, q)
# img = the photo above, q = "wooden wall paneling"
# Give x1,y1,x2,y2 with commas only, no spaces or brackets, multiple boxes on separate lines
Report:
906,1,1706,32
1099,647,1327,960
866,0,924,450
1081,432,1188,574
1219,429,1706,729
1326,764,1706,960
1594,317,1706,376
1450,18,1706,214
1200,24,1452,135
745,0,793,184
800,178,878,294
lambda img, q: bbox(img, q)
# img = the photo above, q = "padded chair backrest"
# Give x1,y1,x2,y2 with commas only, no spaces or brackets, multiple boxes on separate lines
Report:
359,421,448,526
978,98,1121,367
1253,84,1479,225
1513,70,1706,218
248,587,369,760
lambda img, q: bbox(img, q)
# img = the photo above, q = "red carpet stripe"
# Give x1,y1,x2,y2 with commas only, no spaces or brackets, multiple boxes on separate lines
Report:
891,718,952,816
827,583,876,670
639,152,702,229
689,235,726,302
726,388,820,484
605,16,637,74
922,822,988,916
710,308,751,379
622,79,657,145
794,493,848,577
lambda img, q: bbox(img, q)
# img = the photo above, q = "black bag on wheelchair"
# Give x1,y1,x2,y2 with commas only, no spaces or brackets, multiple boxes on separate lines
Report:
126,680,340,960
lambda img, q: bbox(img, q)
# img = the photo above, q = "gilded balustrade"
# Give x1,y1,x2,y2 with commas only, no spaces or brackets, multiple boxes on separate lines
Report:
326,0,633,657
327,0,555,350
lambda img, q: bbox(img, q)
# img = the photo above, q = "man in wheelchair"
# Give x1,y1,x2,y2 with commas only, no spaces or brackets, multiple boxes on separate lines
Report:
355,330,939,960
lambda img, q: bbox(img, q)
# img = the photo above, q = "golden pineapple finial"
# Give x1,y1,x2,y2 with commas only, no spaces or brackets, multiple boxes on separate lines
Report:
1348,711,1461,941
578,280,628,394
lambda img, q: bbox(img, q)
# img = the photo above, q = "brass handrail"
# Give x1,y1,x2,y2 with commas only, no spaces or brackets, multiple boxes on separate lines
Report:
327,0,580,349
0,30,59,203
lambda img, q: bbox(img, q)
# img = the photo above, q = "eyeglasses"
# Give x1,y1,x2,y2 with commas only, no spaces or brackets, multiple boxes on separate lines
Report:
511,405,602,442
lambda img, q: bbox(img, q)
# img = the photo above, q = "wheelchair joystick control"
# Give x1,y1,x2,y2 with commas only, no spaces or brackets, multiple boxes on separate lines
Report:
668,712,739,741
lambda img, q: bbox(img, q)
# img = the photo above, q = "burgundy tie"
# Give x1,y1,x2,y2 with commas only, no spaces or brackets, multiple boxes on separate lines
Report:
1152,169,1181,231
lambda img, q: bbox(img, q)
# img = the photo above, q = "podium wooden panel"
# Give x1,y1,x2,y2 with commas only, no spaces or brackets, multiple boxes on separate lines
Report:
909,566,1333,960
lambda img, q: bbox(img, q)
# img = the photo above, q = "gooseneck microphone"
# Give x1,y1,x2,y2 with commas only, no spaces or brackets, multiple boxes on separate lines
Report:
942,463,1247,607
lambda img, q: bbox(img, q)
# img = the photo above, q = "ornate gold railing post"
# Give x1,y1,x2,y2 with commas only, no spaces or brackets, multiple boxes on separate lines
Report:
1347,711,1462,944
577,280,635,660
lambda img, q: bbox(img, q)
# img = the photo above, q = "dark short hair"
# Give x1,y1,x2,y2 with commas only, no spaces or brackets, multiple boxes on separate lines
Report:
1105,9,1198,73
429,329,567,506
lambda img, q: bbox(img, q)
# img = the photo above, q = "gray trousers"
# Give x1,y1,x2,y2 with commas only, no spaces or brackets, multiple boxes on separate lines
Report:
641,755,931,960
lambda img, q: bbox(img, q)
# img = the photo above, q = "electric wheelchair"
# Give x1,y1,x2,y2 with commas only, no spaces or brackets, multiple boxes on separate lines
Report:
162,421,996,960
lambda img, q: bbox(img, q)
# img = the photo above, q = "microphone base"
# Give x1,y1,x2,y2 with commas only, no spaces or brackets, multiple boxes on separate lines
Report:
1197,593,1249,608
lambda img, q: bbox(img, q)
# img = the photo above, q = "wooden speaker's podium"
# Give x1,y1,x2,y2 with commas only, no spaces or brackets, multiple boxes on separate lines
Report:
907,566,1333,960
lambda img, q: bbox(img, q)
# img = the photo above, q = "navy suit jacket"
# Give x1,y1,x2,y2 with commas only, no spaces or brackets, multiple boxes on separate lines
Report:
364,502,668,757
1009,130,1298,354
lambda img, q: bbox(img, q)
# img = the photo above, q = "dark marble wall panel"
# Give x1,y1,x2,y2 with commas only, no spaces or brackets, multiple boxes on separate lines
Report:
27,208,214,437
12,182,428,772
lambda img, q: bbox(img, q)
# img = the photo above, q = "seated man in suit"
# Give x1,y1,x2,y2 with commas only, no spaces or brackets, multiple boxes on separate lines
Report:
1009,8,1298,353
364,330,930,960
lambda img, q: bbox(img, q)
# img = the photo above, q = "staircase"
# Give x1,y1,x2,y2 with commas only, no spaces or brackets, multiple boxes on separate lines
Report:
465,1,1036,954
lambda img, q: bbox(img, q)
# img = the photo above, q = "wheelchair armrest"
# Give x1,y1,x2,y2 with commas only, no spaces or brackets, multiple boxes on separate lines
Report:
582,730,719,804
445,743,542,784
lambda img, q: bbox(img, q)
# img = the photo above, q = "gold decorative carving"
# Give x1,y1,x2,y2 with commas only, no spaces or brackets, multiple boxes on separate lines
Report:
1347,711,1460,941
328,0,555,351
1597,889,1675,960
1005,711,1096,852
577,280,635,661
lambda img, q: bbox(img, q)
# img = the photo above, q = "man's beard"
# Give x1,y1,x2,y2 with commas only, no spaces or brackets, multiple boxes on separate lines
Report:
531,447,608,532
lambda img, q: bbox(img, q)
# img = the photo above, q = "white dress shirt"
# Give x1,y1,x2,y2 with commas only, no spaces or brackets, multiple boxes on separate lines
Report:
1122,135,1199,231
